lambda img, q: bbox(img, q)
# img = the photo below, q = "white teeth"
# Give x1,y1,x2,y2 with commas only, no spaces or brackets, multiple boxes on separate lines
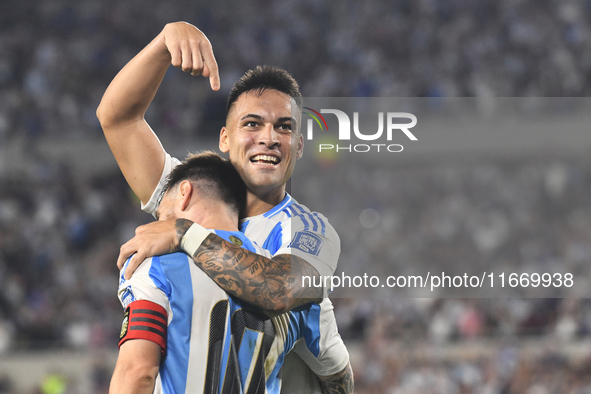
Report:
251,155,279,164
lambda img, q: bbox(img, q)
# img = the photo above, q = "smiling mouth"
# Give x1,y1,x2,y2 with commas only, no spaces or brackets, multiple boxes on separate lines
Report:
250,155,281,165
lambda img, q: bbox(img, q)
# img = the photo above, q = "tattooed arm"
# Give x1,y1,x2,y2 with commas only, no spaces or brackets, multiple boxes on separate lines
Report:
118,219,322,312
318,363,354,394
192,232,322,312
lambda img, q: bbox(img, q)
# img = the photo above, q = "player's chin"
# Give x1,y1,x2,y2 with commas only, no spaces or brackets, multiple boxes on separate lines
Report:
246,173,286,191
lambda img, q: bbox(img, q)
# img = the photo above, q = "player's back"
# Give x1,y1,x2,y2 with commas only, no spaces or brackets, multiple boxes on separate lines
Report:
120,251,243,393
119,230,345,394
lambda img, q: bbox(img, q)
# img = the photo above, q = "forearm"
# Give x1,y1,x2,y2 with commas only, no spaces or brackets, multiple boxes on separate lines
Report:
318,363,354,394
97,32,170,128
110,339,161,394
178,220,322,312
110,364,158,394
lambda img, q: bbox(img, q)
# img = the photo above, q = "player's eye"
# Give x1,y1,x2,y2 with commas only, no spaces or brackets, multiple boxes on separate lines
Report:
243,121,259,128
276,124,292,133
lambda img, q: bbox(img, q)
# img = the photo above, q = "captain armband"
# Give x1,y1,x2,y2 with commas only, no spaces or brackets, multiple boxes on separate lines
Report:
180,223,213,257
119,300,168,353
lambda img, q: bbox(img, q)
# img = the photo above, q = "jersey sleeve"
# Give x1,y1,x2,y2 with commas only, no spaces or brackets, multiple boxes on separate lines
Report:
290,298,349,377
118,256,171,352
141,152,182,217
275,212,340,280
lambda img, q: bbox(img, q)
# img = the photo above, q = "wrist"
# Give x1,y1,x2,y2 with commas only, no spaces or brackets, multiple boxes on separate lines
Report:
179,221,213,257
149,32,172,62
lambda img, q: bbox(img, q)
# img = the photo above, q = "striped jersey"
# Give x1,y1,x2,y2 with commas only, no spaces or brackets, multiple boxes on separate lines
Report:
141,152,348,393
117,231,348,393
142,153,341,285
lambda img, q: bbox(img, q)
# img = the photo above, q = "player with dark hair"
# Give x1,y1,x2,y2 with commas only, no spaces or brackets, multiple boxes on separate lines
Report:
97,22,353,393
226,65,304,114
156,151,247,219
111,152,350,394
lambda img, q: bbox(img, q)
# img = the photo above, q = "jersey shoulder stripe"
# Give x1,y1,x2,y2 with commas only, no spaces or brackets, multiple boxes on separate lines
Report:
290,204,327,236
280,206,292,218
264,194,292,218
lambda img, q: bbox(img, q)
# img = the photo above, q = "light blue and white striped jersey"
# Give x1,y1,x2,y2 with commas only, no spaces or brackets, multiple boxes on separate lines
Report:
239,193,340,282
119,230,266,393
142,153,341,281
118,230,348,393
141,152,348,393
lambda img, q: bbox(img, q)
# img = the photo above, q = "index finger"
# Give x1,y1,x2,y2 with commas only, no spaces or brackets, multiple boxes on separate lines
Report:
200,40,220,91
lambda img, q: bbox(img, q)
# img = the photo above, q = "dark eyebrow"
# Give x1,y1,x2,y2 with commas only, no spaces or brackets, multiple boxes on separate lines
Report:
240,114,264,122
239,114,297,128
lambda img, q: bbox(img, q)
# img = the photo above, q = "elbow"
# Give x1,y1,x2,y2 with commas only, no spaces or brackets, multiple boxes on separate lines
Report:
264,278,323,313
96,99,139,131
118,365,158,392
96,101,113,130
130,364,159,383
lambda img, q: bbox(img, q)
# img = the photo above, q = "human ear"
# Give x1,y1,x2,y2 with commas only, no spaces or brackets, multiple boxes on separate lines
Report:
178,180,193,211
219,127,230,153
296,133,304,160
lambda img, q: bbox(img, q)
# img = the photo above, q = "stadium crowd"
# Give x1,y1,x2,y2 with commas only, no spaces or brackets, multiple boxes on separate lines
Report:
2,0,591,392
2,0,591,144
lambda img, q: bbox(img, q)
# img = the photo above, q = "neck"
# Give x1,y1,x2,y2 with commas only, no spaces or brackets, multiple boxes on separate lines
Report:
244,186,286,218
184,201,239,232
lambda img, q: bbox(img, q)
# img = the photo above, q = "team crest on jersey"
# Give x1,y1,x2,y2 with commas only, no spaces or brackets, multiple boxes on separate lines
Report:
229,235,243,246
289,231,323,256
121,287,135,308
120,309,129,340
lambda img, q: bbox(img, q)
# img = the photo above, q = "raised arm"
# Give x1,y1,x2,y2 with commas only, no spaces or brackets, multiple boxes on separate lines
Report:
96,22,219,204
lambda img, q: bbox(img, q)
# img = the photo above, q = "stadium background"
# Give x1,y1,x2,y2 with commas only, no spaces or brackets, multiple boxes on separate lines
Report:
1,0,591,392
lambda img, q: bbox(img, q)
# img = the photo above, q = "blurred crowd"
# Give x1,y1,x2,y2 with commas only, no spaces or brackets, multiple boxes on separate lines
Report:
2,0,591,144
2,0,591,392
307,157,591,393
325,157,591,298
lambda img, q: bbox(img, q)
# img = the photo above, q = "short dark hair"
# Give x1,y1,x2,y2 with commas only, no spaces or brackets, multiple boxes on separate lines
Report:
226,65,303,116
161,151,246,215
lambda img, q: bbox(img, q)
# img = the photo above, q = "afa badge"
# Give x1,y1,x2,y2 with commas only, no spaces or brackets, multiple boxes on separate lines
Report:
229,235,243,247
289,231,324,256
120,309,129,340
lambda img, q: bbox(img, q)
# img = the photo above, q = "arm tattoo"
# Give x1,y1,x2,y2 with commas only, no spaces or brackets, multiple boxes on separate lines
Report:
318,363,354,394
175,219,194,244
192,234,323,312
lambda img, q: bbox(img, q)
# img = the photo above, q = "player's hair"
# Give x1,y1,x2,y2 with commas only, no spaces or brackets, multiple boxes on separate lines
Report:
160,151,246,215
226,65,303,116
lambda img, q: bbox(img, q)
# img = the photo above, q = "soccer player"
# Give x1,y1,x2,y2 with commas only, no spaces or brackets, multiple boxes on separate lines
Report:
110,152,350,393
97,21,353,393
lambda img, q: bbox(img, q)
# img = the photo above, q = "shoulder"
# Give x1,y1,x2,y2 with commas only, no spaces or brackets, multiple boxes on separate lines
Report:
119,253,189,292
287,201,339,244
156,251,192,265
279,201,341,277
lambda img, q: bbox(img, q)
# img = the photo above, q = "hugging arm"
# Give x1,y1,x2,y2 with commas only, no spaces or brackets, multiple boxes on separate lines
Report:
118,219,324,312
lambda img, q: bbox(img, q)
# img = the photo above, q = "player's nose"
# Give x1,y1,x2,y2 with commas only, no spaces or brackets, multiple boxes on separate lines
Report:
257,123,280,147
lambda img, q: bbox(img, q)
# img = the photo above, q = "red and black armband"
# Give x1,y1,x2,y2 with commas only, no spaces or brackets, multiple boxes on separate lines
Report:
119,300,168,353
